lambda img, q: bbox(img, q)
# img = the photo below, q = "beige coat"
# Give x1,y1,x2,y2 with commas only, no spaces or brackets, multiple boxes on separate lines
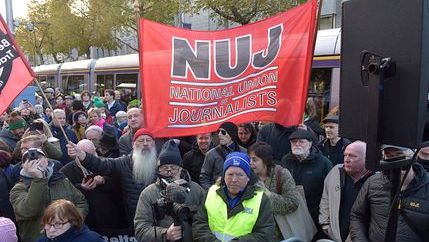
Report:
319,164,344,242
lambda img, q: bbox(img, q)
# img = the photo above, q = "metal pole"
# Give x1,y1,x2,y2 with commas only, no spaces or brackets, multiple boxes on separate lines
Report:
5,0,14,34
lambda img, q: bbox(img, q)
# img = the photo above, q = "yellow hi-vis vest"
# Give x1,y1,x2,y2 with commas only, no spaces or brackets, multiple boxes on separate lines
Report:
205,185,263,242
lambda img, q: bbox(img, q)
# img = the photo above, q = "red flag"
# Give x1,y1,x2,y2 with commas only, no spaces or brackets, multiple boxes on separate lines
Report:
139,0,318,137
0,14,36,114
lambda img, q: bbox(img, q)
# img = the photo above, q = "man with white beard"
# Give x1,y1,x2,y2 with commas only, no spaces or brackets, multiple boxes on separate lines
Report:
67,128,158,230
280,128,333,241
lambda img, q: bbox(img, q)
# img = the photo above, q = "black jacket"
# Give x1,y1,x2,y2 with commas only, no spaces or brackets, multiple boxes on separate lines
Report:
60,162,129,231
0,169,15,221
183,142,214,184
105,101,125,118
281,147,333,223
50,124,78,165
317,137,351,166
81,153,150,226
350,163,429,242
257,123,298,161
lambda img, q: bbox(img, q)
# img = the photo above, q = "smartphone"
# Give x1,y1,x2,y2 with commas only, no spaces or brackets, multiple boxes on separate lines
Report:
84,174,96,182
29,122,44,131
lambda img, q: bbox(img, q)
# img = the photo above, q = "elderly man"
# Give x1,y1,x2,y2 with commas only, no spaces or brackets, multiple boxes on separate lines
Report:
10,148,87,242
200,122,246,190
281,128,333,240
350,145,429,242
318,115,351,166
319,141,372,242
118,108,144,156
50,109,78,164
193,152,275,241
134,139,205,242
67,128,159,227
85,125,103,148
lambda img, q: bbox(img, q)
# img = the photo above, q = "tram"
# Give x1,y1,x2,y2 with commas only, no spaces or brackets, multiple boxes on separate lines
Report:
33,28,341,117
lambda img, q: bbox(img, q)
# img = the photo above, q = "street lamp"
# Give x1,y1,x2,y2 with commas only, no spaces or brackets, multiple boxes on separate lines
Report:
25,21,49,66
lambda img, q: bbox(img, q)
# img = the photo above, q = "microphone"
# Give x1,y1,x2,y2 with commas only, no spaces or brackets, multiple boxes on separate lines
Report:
166,182,187,204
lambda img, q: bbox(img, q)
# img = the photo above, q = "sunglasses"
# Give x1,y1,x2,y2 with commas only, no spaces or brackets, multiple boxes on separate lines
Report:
218,129,227,136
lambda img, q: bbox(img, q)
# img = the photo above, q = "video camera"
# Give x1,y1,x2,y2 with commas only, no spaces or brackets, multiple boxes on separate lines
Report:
152,178,192,242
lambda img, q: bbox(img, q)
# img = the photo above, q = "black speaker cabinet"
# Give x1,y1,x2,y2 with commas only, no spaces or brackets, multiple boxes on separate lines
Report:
340,0,429,149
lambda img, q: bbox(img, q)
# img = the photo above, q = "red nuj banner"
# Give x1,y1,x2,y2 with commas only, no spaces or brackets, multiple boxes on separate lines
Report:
0,15,35,114
139,0,318,137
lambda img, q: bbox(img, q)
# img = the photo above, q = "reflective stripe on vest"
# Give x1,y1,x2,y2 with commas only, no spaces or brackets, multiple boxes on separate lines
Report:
205,185,263,242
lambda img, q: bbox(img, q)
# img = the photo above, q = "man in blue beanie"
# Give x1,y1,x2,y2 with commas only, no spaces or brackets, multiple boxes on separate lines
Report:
200,122,246,190
193,152,275,241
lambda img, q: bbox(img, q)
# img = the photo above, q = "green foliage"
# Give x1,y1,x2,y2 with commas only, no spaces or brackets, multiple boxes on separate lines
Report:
14,0,309,64
193,0,308,25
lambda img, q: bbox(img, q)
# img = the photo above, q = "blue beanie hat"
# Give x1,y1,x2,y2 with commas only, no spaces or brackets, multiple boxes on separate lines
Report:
223,152,251,178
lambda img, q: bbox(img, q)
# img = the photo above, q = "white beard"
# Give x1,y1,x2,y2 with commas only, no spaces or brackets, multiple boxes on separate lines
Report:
132,146,157,185
292,147,310,160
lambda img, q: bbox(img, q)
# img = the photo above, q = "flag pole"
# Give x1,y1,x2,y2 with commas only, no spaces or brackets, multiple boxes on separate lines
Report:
34,79,89,176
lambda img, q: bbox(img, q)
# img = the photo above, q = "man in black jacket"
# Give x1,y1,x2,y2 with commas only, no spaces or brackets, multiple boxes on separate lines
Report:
281,128,332,240
183,133,214,184
67,128,159,227
318,115,351,166
350,145,429,242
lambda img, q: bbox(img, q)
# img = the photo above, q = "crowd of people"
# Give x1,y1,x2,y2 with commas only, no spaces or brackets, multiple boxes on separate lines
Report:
1,88,429,242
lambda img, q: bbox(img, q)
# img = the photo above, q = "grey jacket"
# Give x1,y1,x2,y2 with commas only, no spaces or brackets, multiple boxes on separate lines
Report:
199,144,246,190
350,164,429,242
134,177,205,242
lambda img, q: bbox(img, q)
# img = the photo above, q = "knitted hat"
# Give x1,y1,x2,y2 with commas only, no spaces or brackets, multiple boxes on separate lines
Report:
99,131,118,150
158,139,182,167
219,122,238,142
93,97,105,108
322,114,339,124
133,128,153,142
0,217,18,242
8,118,26,131
223,152,251,178
288,129,313,141
85,125,103,136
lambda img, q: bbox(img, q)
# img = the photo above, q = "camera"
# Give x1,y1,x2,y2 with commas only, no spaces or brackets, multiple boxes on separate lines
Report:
152,178,192,242
29,121,44,131
27,149,40,161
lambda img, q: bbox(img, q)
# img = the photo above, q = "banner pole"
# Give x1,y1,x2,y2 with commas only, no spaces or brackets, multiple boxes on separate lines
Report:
34,79,89,176
135,0,148,128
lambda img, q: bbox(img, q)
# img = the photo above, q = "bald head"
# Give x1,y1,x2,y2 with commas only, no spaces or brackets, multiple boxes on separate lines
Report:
344,141,367,179
77,139,97,156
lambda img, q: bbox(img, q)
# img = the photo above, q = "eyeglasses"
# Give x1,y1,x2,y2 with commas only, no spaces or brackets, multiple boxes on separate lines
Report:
159,165,181,173
45,221,69,229
218,129,227,136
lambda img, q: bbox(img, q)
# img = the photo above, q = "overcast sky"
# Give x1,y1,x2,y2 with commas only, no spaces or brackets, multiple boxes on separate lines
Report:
1,0,29,21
